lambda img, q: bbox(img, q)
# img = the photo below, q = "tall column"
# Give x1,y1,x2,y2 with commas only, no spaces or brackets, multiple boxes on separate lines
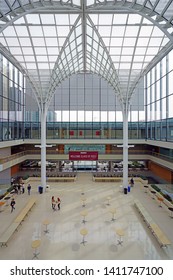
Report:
122,103,129,188
41,103,47,192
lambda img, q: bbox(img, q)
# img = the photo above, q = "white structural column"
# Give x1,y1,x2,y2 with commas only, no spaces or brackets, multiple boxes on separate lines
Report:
41,103,47,192
122,102,129,188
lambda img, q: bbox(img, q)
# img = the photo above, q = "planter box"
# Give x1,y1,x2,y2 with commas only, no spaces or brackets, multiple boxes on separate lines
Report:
93,177,122,182
93,176,148,184
134,177,148,185
23,176,76,184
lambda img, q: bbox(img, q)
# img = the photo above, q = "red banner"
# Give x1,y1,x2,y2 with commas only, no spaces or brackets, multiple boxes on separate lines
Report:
69,151,98,160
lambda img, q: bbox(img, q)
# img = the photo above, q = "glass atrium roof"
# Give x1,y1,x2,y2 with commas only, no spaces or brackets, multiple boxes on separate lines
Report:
0,0,173,107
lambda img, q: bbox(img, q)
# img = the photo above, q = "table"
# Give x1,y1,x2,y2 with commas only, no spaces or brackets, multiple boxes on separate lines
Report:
168,207,173,218
150,190,156,199
81,197,86,207
81,188,85,195
80,228,88,245
106,196,111,206
80,210,88,224
43,219,50,233
157,197,164,207
31,239,41,259
115,229,124,246
109,208,116,221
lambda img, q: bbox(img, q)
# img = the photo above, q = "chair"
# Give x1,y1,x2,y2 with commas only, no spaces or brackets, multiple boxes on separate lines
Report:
144,185,148,193
4,196,11,206
168,207,173,218
157,197,164,207
150,190,156,199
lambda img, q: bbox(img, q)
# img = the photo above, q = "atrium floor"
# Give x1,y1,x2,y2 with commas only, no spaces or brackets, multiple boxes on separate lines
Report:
0,172,173,260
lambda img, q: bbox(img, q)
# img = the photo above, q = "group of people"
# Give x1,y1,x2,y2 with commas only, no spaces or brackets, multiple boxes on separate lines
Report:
10,183,32,213
51,196,61,211
13,183,31,195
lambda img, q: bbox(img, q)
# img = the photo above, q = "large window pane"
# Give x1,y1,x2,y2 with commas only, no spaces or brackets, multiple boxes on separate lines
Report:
168,95,173,118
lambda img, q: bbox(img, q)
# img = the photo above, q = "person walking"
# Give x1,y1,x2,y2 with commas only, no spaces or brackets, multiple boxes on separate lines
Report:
27,184,31,195
130,177,134,188
51,196,56,210
22,183,25,194
17,184,21,194
10,198,16,213
57,197,61,210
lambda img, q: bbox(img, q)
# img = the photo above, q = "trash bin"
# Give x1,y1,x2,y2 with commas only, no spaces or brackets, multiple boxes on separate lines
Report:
128,186,131,192
46,185,50,192
124,187,127,194
38,186,43,194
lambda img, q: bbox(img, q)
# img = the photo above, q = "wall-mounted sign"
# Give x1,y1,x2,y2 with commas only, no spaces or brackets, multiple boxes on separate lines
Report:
69,151,98,160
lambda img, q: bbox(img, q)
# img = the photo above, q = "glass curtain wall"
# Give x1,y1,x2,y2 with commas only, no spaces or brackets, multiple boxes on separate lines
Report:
146,49,173,142
0,53,25,141
0,52,146,142
25,73,145,139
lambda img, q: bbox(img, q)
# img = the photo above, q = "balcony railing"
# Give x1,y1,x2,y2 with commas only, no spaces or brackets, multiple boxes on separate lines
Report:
1,150,173,165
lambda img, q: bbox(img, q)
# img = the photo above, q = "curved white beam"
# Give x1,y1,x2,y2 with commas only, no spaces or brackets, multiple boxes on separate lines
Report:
47,13,122,107
0,0,173,108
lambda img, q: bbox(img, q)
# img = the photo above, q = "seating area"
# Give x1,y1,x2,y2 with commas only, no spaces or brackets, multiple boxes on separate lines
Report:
134,199,171,248
0,197,36,247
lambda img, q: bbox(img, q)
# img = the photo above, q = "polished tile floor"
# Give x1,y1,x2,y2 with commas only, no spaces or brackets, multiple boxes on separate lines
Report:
0,172,173,260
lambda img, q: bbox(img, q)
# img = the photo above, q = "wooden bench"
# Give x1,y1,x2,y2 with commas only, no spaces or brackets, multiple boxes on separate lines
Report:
14,197,36,224
150,223,171,248
134,199,171,248
134,200,154,226
0,197,37,247
0,223,20,247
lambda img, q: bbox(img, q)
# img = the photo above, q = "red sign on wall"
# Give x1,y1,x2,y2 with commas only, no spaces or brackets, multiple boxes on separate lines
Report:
69,151,98,160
